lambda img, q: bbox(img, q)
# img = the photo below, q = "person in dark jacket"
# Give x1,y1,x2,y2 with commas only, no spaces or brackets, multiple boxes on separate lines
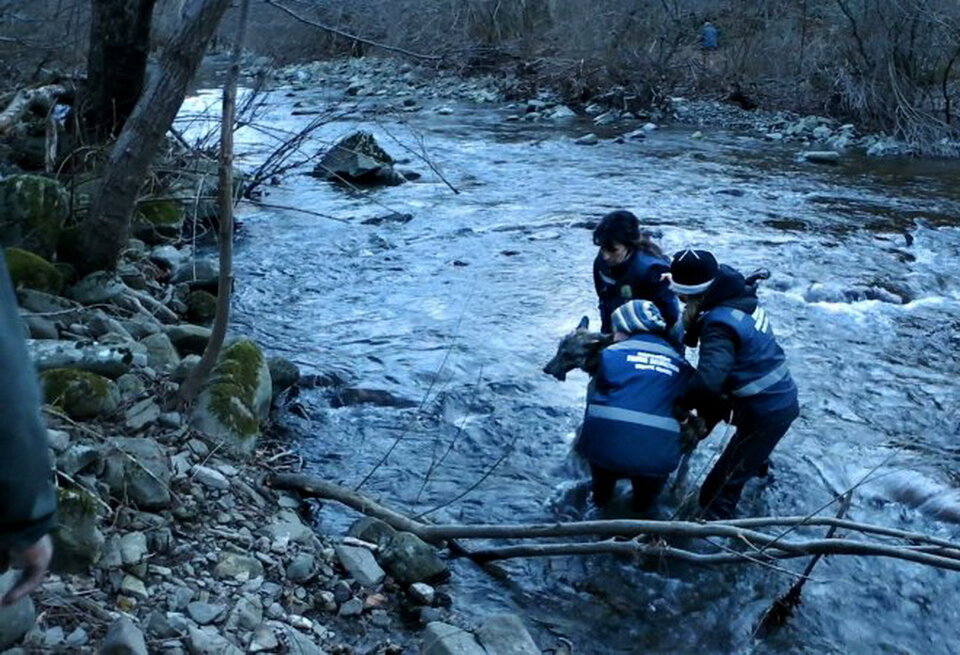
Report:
592,210,680,338
0,252,56,605
577,300,692,513
668,249,799,520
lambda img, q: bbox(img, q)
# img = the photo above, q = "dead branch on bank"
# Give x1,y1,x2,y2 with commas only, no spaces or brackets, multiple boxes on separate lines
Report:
0,83,68,135
263,0,441,62
266,473,960,573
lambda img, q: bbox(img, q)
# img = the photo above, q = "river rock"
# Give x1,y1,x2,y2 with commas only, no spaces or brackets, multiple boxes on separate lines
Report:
193,465,230,490
172,354,202,382
624,129,647,140
186,290,217,324
279,626,328,655
226,595,263,631
187,626,242,655
267,356,300,399
164,324,212,356
140,332,181,370
546,105,576,120
286,553,315,583
802,150,840,164
334,544,385,587
0,571,36,650
409,582,435,605
248,627,279,653
347,517,397,546
4,247,63,293
215,552,264,580
23,314,58,339
124,398,160,431
187,602,226,626
172,258,219,291
314,131,404,186
100,616,148,655
119,532,149,566
133,197,185,245
477,614,540,655
574,133,598,146
52,487,104,573
101,438,172,510
56,444,101,476
40,368,121,418
28,340,134,379
0,174,68,258
328,387,416,408
66,271,127,304
593,110,619,126
191,339,272,456
377,531,448,584
264,510,314,546
422,622,486,655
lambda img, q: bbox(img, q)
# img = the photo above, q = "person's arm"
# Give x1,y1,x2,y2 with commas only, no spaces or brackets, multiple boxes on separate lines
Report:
642,261,680,328
593,257,612,333
0,254,57,603
678,321,737,412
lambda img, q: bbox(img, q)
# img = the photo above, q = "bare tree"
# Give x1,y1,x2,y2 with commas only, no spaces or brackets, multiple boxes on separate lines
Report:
73,0,232,274
177,0,251,407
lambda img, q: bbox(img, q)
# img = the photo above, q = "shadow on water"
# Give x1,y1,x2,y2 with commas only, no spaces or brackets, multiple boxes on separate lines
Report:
180,85,960,653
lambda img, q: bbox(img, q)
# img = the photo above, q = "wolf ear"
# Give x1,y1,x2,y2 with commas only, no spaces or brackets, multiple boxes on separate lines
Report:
577,316,589,330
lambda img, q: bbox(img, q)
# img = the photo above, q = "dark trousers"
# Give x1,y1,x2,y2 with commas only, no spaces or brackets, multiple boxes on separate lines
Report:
698,400,799,520
590,464,667,513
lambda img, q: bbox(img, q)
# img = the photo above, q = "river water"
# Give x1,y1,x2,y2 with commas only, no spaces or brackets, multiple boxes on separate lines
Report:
180,77,960,654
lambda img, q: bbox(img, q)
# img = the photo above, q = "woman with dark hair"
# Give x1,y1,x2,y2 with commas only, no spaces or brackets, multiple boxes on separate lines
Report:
592,210,679,337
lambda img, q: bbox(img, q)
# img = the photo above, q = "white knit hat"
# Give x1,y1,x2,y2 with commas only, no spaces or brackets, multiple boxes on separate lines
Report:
612,300,667,334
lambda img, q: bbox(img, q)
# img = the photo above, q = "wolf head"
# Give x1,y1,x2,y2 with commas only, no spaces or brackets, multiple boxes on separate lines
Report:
543,316,614,381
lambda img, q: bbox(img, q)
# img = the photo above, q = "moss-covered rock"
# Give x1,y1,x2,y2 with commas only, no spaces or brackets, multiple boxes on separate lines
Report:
191,339,272,456
0,174,69,258
40,368,120,419
51,486,104,573
133,197,185,244
4,247,63,293
186,289,217,324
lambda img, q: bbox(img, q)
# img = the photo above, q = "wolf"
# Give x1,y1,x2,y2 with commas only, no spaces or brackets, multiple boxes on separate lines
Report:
542,316,614,381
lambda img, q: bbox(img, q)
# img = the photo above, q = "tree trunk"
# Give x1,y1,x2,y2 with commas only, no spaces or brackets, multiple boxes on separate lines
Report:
82,0,157,139
75,0,232,274
177,0,251,408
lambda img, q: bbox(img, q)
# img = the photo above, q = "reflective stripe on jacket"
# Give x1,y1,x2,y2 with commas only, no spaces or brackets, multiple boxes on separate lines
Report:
701,306,797,413
578,333,690,476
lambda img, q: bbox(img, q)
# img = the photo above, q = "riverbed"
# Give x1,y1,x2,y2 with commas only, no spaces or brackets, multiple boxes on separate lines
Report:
180,69,960,654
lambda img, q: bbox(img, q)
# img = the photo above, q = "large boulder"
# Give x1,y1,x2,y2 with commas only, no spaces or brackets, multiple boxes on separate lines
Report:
140,332,182,371
51,486,104,573
165,324,212,356
422,623,486,655
0,174,68,258
191,339,272,456
4,247,63,293
66,271,127,304
40,368,121,419
313,131,404,186
267,356,300,400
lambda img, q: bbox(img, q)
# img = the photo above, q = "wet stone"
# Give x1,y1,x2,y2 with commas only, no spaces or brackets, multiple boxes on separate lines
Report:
334,544,385,587
186,602,225,626
338,598,364,617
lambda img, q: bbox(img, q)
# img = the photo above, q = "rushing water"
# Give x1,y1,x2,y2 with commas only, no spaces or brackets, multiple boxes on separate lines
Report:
180,78,960,654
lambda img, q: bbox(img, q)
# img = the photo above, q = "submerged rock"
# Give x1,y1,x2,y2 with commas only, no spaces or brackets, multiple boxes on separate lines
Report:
0,174,69,258
801,150,840,164
314,131,404,186
267,356,300,400
191,339,272,456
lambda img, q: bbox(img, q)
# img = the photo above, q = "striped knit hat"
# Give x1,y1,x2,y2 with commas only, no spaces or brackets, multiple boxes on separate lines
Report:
611,300,666,335
669,248,718,295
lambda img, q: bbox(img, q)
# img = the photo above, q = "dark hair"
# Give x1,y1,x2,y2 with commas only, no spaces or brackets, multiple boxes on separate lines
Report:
592,210,664,258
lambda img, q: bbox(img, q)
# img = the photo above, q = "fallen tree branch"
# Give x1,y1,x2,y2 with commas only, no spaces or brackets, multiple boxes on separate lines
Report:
0,83,68,135
264,0,441,61
266,473,960,572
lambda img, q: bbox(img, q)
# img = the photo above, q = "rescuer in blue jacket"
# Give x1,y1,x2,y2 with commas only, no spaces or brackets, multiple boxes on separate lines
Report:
592,210,680,337
668,249,799,520
577,300,692,513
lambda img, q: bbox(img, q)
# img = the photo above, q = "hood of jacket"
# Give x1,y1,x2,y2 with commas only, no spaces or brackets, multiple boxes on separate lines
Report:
684,265,758,346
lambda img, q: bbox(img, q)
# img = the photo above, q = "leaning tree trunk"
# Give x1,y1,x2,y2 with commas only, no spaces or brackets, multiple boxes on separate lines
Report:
75,0,232,274
82,0,157,139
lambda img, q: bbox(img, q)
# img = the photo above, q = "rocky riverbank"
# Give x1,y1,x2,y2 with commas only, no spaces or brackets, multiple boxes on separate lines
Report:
262,56,931,160
0,168,543,652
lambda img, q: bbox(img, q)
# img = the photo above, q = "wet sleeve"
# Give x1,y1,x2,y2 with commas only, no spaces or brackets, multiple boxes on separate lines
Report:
680,322,737,411
593,258,612,333
0,254,57,550
642,262,680,329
